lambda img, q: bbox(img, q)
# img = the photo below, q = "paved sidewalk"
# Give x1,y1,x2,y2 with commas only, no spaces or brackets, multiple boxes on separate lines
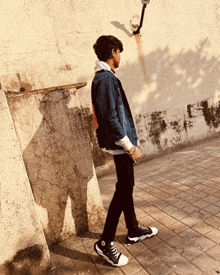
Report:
47,136,220,275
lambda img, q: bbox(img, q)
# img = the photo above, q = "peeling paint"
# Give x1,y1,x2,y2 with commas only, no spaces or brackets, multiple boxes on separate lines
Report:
149,111,167,148
201,100,220,128
187,104,193,118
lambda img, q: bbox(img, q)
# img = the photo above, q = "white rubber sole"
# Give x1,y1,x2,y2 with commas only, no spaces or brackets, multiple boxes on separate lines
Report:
94,243,128,267
127,227,158,245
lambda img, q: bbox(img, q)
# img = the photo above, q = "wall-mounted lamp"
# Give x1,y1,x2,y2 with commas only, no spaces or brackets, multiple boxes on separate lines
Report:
133,0,150,35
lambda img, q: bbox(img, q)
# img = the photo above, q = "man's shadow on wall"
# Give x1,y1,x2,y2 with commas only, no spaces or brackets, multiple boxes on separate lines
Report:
22,89,99,246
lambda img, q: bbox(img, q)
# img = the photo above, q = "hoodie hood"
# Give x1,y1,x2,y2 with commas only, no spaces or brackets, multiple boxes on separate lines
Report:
94,60,115,75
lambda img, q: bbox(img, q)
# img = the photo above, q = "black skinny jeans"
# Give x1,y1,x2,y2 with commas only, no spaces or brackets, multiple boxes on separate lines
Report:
101,153,138,242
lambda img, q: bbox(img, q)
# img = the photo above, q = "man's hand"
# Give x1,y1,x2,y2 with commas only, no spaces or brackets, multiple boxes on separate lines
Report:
128,146,141,163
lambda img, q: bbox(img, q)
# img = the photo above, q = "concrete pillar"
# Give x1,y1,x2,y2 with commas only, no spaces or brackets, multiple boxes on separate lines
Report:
6,83,105,245
0,89,50,275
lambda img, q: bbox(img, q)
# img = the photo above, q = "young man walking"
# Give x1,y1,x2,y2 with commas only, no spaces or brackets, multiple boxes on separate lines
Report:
92,35,158,267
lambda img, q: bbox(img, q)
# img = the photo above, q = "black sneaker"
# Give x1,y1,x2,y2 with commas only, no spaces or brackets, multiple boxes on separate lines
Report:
126,225,158,245
94,240,128,267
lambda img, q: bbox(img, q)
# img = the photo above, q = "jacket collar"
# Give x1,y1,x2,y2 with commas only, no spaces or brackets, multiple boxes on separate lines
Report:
94,61,116,75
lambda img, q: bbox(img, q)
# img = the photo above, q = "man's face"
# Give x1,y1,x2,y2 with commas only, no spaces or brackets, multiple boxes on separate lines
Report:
112,49,121,69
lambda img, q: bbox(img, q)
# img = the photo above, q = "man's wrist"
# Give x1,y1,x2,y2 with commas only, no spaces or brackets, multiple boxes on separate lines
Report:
127,146,137,155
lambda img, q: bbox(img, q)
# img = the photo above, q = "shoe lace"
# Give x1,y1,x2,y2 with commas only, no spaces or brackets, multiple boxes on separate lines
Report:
138,225,151,233
110,242,120,260
138,225,146,230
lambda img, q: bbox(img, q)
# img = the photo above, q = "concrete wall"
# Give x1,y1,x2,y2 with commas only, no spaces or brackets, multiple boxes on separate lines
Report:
0,90,50,275
1,0,220,168
6,86,105,245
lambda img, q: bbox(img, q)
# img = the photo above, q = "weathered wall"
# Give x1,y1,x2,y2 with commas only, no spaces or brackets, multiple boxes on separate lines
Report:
1,0,220,167
7,87,105,245
0,90,50,275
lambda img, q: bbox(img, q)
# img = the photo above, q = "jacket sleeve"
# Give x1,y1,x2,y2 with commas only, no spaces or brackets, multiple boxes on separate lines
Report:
93,75,126,142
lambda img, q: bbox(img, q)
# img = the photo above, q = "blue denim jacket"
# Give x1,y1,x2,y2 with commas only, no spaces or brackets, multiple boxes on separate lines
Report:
92,70,138,150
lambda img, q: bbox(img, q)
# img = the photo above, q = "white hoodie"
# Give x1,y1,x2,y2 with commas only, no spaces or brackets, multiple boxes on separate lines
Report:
94,61,134,155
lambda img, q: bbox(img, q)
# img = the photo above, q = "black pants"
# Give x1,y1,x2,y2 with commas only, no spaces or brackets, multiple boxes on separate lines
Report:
101,154,138,242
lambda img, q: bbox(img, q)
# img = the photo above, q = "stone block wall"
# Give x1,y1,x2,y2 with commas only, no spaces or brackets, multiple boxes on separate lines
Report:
6,84,105,245
0,89,50,275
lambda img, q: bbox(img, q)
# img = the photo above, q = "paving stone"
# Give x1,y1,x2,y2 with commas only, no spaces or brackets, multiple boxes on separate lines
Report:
213,190,220,198
181,215,201,227
204,216,220,228
150,210,170,220
206,244,220,261
176,185,189,191
192,222,215,235
126,242,147,256
202,187,218,194
181,236,215,261
166,189,181,195
46,137,220,274
158,215,177,227
145,260,172,275
192,199,210,209
157,227,177,241
181,210,211,227
135,207,151,219
191,253,219,274
105,268,124,274
204,204,220,214
149,220,165,231
142,236,162,248
182,205,199,214
149,242,184,266
133,268,151,275
162,236,178,252
142,205,159,215
121,258,142,275
153,200,170,209
173,263,203,275
135,248,158,268
162,205,179,215
95,260,116,274
138,215,157,226
204,195,220,204
164,196,180,204
171,199,189,209
171,209,188,220
206,229,220,243
135,199,152,209
194,184,208,191
166,221,188,234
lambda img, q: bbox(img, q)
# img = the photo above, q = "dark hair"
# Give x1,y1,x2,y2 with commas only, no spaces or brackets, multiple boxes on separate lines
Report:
93,35,123,61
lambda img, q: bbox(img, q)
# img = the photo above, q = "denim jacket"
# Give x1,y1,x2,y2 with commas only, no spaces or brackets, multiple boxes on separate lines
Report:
91,70,138,151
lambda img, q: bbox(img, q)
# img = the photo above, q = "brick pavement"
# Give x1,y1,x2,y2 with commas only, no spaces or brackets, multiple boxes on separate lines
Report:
46,136,220,275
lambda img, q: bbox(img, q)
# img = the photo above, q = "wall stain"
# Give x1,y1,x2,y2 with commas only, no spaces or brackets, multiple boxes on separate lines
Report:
5,245,43,275
81,99,220,165
59,64,72,71
149,111,167,148
7,73,33,93
170,120,181,134
201,100,220,128
187,104,193,118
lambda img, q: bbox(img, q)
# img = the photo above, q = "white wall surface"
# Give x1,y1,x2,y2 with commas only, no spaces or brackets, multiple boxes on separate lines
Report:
1,0,220,160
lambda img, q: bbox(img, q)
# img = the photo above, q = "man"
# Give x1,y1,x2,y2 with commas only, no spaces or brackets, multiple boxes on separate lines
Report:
92,35,158,267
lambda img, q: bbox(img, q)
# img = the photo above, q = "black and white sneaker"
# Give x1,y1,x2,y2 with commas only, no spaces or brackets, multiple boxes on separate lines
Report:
94,240,128,267
126,225,158,245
